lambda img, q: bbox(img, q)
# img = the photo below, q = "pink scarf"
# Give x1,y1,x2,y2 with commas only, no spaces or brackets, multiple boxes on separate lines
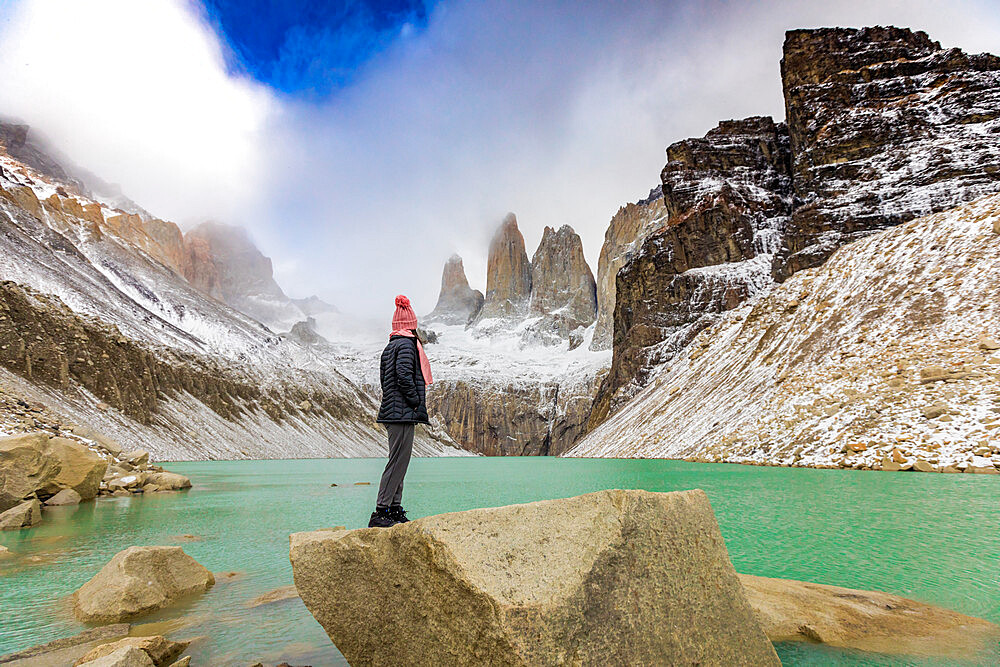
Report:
391,329,433,385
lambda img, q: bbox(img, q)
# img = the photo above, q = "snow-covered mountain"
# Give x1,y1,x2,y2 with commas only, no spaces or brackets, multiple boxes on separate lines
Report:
0,123,462,459
568,193,1000,473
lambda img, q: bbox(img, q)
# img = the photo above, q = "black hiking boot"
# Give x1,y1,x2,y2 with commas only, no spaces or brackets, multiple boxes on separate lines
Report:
368,507,397,528
388,505,409,523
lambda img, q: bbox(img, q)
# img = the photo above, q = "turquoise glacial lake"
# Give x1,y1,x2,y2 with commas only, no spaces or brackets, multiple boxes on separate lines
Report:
1,458,998,665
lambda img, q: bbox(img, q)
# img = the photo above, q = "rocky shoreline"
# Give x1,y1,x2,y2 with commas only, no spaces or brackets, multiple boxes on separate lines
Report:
0,430,191,532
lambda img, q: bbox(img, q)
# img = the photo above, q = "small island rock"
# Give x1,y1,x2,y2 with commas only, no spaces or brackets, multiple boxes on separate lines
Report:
73,546,215,623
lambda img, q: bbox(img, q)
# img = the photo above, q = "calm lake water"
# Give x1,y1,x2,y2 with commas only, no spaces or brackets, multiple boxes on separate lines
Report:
0,458,998,666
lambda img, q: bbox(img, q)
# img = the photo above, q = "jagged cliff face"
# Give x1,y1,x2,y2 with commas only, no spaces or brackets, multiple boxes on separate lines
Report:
183,222,304,331
591,117,792,424
525,225,597,344
592,27,1000,429
774,26,1000,277
591,188,665,351
425,254,484,325
475,213,532,322
569,193,1000,475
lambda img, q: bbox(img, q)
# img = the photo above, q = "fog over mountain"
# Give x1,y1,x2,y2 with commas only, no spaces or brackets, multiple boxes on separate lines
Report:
1,0,999,318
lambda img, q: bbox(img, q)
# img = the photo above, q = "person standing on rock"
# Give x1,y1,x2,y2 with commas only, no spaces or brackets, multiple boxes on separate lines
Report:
370,295,433,528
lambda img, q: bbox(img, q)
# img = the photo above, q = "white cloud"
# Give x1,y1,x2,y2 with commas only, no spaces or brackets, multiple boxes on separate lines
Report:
0,0,274,224
2,0,1000,321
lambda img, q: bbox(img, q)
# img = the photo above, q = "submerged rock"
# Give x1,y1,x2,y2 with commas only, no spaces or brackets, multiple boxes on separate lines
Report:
739,574,1000,657
73,546,215,623
0,624,131,664
290,489,778,666
0,498,42,530
76,646,153,667
74,636,188,667
0,432,108,511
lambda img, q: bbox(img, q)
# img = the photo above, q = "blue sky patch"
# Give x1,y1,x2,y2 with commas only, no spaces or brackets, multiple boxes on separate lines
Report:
199,0,432,98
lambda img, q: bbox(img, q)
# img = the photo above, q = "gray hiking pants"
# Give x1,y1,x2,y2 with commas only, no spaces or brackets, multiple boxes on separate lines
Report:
376,423,414,509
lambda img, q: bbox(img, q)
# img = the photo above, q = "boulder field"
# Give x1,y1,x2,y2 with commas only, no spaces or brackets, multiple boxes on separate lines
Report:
291,489,780,666
0,431,192,531
290,490,1000,666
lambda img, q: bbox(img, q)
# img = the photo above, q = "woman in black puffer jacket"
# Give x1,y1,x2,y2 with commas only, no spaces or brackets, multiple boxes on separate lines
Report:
369,295,432,528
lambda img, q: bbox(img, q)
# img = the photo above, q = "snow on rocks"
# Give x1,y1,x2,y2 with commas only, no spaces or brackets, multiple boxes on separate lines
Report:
567,193,1000,473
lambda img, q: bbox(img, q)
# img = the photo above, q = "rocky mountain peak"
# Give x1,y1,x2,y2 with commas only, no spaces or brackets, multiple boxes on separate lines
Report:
183,222,301,329
426,254,484,325
474,213,532,322
527,224,596,342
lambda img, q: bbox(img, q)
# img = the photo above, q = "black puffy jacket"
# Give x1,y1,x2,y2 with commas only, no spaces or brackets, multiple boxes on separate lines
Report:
377,335,429,424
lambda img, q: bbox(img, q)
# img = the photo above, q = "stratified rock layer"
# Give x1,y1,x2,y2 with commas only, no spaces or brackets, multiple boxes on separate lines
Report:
290,489,778,666
74,546,215,623
474,213,532,322
425,255,484,325
525,225,597,343
775,27,1000,278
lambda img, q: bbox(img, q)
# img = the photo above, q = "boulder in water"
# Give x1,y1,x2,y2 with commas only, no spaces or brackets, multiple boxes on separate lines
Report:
76,646,153,667
73,546,215,623
46,488,83,505
0,432,108,510
290,488,778,665
142,472,192,492
739,574,1000,657
74,636,189,666
0,498,42,530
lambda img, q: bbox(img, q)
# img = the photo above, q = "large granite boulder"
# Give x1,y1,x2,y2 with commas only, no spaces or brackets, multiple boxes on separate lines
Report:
525,225,597,343
473,213,532,323
290,489,778,666
0,498,42,530
425,254,485,325
739,574,1000,657
73,546,215,623
0,432,108,511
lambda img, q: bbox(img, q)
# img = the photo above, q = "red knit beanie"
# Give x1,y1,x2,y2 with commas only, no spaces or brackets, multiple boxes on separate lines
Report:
392,295,418,330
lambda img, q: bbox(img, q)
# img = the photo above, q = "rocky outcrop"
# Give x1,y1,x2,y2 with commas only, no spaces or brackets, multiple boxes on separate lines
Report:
524,225,597,344
0,432,107,511
427,371,602,456
73,546,215,623
774,27,1000,278
0,498,42,530
591,188,666,351
425,254,484,325
74,636,189,667
740,574,1000,657
591,27,1000,430
474,213,532,323
569,194,1000,472
291,489,778,666
183,222,302,330
591,117,792,425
